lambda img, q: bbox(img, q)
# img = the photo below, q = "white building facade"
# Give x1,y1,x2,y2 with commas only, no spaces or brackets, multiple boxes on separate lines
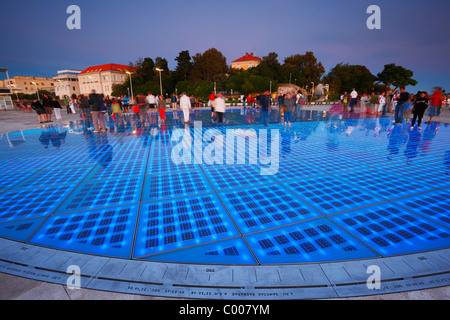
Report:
78,63,133,97
53,70,81,98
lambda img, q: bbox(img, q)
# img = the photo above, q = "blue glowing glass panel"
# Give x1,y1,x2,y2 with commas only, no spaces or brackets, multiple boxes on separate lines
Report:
142,170,212,201
219,184,323,234
85,160,146,181
30,204,139,258
203,164,275,191
245,217,378,264
134,193,238,258
143,237,257,264
0,185,76,222
56,177,143,213
284,176,385,215
393,190,450,228
0,217,47,241
12,165,93,190
330,203,450,256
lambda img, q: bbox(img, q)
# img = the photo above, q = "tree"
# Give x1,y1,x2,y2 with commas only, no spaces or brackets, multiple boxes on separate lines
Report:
322,63,376,94
173,50,193,82
131,57,155,84
254,52,282,81
377,63,417,91
283,52,325,87
191,48,227,82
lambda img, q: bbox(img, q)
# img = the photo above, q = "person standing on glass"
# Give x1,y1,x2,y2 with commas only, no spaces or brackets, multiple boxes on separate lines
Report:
171,93,178,110
89,90,106,133
283,92,295,127
213,92,226,124
209,91,216,118
394,87,409,124
427,87,442,123
258,91,271,127
411,91,428,130
349,88,358,113
180,92,191,124
157,94,167,122
52,97,63,121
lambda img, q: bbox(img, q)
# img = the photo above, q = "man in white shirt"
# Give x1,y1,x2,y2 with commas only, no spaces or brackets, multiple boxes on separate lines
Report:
378,92,386,115
295,91,303,114
350,89,358,113
179,92,191,123
213,93,226,124
146,92,157,116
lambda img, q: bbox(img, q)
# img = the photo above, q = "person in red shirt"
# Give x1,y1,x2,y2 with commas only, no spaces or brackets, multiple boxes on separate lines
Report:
247,94,253,108
209,91,216,118
428,87,442,123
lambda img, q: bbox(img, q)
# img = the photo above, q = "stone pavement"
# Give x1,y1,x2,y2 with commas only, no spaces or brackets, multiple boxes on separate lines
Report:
0,105,449,300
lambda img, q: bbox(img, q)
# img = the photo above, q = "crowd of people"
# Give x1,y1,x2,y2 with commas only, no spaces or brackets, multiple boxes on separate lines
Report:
338,87,447,129
21,86,448,133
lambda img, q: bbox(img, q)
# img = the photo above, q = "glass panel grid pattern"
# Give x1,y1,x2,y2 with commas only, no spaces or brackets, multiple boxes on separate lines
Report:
0,111,448,264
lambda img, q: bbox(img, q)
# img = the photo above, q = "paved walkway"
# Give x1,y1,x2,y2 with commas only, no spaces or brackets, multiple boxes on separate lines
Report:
0,105,449,300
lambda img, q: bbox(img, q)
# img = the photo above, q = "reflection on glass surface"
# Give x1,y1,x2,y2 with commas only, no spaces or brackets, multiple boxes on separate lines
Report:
0,107,448,264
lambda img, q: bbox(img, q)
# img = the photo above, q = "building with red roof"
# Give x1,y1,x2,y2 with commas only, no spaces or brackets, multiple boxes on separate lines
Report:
231,53,262,70
78,63,136,96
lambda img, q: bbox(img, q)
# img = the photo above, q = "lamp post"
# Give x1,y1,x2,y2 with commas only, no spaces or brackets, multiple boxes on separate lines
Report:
126,71,134,102
155,68,163,96
31,81,40,100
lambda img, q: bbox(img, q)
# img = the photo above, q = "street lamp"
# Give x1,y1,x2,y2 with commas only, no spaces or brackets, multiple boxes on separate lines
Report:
125,71,134,102
155,68,163,96
31,81,40,100
0,67,13,96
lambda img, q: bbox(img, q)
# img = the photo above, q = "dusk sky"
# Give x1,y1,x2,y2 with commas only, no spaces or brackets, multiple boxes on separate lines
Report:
1,0,449,92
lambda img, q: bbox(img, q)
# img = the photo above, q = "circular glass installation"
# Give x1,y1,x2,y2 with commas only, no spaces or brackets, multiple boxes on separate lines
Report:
0,109,449,266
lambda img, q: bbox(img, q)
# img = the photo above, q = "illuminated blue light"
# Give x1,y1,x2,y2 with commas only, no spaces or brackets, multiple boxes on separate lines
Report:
0,112,448,265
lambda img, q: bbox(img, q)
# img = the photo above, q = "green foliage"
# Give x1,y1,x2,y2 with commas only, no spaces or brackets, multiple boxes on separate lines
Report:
194,80,214,97
191,48,227,82
377,63,418,90
323,63,376,94
283,52,325,86
173,50,193,82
